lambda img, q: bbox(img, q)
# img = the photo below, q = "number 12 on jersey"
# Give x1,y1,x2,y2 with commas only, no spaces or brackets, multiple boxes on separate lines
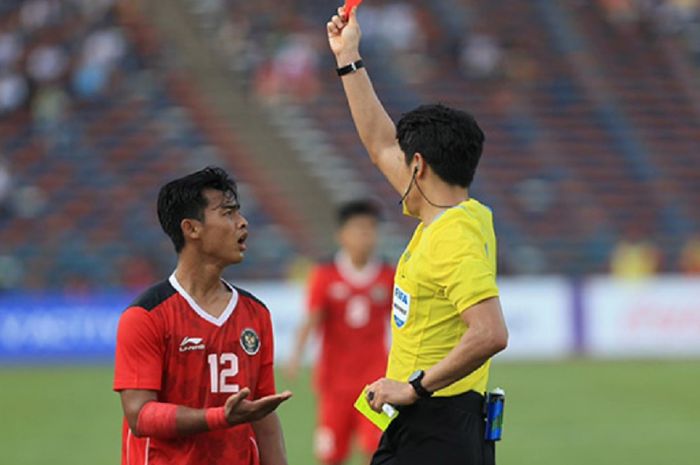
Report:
208,353,240,393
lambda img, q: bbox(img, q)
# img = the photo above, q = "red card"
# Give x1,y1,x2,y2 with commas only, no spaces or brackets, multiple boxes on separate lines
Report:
343,0,363,19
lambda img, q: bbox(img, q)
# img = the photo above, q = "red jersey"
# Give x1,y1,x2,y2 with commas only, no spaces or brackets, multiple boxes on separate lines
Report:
308,253,394,394
113,275,276,465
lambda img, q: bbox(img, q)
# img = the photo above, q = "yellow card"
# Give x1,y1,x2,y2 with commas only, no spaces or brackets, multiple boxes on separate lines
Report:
353,387,399,431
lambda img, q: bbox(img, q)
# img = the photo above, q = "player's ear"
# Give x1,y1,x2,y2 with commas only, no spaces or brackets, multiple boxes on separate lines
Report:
181,218,201,241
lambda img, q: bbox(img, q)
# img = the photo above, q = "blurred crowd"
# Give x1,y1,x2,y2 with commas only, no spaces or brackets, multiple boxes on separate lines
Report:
157,0,700,280
598,0,700,58
610,232,700,278
599,0,699,32
0,0,700,119
0,0,127,118
7,0,692,114
1,0,699,291
191,0,538,102
1,1,694,112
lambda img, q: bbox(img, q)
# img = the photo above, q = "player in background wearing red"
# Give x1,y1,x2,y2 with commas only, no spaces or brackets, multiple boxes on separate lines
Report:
286,200,395,465
113,167,292,465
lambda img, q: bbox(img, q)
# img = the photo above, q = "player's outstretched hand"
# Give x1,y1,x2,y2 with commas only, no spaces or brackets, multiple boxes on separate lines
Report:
224,388,293,425
327,6,361,59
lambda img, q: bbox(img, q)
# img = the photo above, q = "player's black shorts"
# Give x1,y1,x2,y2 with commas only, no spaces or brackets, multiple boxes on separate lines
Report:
370,390,496,465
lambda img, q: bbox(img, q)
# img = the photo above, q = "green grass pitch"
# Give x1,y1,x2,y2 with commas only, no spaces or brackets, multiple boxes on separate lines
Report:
0,360,697,464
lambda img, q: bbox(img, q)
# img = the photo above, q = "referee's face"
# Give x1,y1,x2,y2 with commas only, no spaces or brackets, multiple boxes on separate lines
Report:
197,189,249,265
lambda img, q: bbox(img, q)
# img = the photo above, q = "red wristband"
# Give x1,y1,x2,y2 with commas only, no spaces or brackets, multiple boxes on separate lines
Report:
205,406,230,431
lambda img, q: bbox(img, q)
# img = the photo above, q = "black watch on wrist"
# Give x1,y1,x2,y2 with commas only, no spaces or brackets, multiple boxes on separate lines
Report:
408,370,433,398
336,59,364,76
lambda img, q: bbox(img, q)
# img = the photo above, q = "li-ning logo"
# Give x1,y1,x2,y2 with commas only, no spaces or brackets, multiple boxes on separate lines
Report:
179,337,205,352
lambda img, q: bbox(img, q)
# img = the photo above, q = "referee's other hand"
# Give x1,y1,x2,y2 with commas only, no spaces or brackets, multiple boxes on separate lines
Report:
366,378,418,413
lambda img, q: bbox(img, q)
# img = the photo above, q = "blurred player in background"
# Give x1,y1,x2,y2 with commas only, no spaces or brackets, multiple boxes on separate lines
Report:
286,199,395,465
327,6,509,465
113,167,292,465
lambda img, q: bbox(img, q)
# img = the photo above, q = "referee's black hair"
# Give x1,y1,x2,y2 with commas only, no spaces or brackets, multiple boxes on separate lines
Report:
337,199,381,227
396,104,485,188
157,166,238,253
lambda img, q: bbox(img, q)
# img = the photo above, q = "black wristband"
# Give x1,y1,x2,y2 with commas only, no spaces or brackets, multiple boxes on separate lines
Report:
336,59,364,77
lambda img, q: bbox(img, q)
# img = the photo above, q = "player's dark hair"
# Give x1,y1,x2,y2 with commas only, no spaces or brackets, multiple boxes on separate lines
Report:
396,104,485,187
337,199,381,226
157,166,238,253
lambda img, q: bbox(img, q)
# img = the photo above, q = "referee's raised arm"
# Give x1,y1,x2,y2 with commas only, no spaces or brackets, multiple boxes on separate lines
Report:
327,6,410,195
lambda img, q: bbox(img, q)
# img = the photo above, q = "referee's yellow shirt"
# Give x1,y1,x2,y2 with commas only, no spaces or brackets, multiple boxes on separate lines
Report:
387,199,499,397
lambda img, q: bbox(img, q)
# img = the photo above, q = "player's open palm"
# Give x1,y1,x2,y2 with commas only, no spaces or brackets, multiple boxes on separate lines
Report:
327,6,361,57
224,388,293,425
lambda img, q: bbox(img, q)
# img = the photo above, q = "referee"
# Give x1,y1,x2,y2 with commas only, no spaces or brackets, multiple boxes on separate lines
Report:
326,7,509,465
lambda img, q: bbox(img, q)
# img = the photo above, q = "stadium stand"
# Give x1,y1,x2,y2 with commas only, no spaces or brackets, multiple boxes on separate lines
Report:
0,0,298,290
0,0,698,289
193,0,700,275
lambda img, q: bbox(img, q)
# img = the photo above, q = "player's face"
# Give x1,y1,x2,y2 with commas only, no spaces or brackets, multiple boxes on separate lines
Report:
338,215,378,263
198,189,249,265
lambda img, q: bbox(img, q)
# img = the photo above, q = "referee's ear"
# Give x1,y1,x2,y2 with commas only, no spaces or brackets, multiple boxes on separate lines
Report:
413,153,426,178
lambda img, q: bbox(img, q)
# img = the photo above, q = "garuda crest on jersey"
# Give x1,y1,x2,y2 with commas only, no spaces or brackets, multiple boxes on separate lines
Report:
240,328,260,355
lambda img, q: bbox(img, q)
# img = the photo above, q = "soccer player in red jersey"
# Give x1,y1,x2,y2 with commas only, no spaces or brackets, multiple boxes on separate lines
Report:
113,167,292,465
286,200,395,465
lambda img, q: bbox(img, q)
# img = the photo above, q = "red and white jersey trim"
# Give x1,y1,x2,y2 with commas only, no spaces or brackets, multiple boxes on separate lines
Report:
144,437,150,465
168,273,239,327
334,252,381,288
126,429,132,465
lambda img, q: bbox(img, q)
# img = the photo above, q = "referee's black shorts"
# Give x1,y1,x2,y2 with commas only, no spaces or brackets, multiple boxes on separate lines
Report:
370,390,495,465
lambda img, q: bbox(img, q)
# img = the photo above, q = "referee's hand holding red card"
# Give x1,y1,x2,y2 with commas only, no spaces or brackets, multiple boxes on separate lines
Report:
342,0,363,20
328,5,361,62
